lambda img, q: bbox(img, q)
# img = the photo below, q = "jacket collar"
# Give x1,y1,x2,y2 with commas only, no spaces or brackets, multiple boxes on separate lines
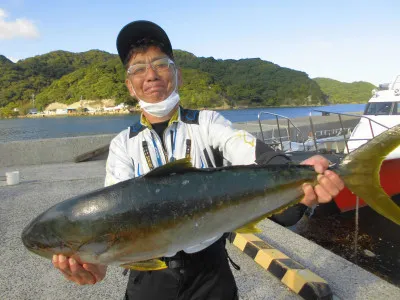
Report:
139,106,181,129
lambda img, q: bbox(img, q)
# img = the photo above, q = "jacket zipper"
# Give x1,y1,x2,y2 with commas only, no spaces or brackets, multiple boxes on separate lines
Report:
150,131,167,166
145,123,178,169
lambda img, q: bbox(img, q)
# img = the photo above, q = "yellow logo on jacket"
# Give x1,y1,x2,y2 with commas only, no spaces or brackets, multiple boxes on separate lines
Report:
236,131,255,147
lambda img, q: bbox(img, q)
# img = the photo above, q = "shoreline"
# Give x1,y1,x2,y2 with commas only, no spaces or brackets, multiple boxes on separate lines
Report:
0,102,365,120
0,114,362,145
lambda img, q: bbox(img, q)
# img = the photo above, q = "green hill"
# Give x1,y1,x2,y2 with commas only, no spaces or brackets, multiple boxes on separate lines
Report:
0,55,14,66
313,77,376,104
35,57,129,108
1,49,328,113
0,50,115,108
175,50,324,107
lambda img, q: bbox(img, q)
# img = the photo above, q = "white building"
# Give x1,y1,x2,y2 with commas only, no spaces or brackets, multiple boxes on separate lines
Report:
55,109,68,115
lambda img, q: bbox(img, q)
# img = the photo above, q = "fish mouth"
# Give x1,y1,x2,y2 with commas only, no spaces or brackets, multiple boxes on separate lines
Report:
21,222,36,249
28,247,55,260
21,221,69,257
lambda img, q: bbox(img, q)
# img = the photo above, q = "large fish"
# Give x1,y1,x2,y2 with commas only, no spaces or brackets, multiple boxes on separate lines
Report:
21,124,400,270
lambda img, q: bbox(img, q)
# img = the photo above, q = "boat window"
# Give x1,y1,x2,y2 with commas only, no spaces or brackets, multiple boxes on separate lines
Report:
364,102,393,115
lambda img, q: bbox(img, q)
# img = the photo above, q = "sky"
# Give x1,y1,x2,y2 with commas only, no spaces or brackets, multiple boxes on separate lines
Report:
0,0,399,85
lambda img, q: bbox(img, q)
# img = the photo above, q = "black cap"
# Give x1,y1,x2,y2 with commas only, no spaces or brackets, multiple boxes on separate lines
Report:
116,20,173,65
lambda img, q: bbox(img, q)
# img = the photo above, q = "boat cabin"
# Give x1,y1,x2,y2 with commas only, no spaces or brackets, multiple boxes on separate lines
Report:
347,74,400,155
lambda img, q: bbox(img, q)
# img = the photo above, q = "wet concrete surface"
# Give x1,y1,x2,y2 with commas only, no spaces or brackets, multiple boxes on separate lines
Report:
294,197,400,287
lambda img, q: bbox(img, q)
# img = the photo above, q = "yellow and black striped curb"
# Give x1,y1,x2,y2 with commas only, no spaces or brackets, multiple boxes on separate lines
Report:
228,232,332,300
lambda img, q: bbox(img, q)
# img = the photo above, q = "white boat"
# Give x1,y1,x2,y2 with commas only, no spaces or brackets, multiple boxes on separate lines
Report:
255,77,400,212
347,74,400,160
333,75,400,211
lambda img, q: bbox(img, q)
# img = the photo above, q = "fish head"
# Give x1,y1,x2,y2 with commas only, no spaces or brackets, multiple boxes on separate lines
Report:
21,214,74,259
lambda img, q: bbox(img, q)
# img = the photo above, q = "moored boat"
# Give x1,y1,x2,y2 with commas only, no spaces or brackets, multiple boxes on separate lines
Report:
256,75,400,212
334,74,400,211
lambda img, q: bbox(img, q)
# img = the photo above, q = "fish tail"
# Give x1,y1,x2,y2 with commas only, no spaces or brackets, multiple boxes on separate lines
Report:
338,124,400,225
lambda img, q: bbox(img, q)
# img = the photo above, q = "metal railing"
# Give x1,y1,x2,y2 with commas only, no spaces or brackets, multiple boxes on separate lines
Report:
257,111,305,152
257,109,391,154
310,110,390,154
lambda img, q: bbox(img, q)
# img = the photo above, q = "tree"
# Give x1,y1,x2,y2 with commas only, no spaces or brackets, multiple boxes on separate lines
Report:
3,49,363,111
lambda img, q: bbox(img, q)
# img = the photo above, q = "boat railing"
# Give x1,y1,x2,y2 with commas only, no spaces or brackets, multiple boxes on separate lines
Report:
390,74,400,90
310,110,390,153
311,125,354,139
257,111,306,152
257,109,391,154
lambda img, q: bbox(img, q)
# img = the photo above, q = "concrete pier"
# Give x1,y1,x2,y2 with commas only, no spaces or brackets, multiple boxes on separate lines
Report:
1,161,400,299
1,115,399,299
0,134,114,168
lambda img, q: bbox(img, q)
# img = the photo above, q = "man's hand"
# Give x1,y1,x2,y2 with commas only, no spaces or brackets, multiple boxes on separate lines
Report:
300,155,344,207
52,254,107,285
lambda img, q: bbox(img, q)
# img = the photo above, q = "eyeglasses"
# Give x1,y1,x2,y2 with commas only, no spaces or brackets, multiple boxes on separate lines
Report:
127,57,175,77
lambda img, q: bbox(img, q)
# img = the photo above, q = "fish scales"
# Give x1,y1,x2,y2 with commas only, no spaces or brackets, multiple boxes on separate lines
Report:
22,164,315,265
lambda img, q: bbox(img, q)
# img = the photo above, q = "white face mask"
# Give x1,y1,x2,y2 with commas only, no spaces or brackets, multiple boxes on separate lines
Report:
133,69,180,118
138,91,180,117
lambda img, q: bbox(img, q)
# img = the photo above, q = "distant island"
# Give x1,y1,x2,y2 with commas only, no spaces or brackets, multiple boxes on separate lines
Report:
0,50,375,118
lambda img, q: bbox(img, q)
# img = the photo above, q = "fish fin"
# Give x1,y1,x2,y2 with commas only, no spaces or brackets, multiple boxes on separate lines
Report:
120,259,167,271
144,158,195,177
263,196,305,218
234,195,306,234
235,221,262,233
339,124,400,225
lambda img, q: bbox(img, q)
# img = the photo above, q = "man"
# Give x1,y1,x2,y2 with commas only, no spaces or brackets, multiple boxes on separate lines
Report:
53,20,344,299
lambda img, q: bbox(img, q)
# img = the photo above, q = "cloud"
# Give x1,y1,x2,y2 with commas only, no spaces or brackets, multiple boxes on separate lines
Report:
0,8,39,40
